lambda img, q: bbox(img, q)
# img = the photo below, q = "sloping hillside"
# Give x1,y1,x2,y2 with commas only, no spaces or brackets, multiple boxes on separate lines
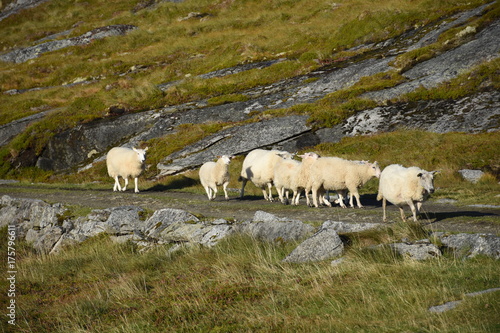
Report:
0,0,498,183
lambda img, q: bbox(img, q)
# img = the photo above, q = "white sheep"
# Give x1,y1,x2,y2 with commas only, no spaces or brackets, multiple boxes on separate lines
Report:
290,152,322,206
199,155,233,201
273,155,301,204
307,157,381,208
377,164,438,222
106,147,148,193
239,149,294,201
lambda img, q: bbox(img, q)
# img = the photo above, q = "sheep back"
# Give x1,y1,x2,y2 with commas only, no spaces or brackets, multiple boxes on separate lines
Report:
240,149,292,187
274,158,301,190
377,164,428,205
199,156,231,187
309,157,375,191
106,147,145,179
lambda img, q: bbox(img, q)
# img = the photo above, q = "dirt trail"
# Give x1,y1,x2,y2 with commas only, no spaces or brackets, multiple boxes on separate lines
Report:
1,183,499,234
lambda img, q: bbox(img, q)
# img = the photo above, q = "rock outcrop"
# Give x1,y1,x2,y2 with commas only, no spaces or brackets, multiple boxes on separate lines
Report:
1,4,498,174
2,195,499,263
0,25,137,64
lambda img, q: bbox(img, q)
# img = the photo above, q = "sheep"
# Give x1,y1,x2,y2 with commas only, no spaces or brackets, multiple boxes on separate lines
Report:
199,155,233,201
290,152,322,206
106,146,148,193
239,149,294,201
307,157,381,208
273,154,302,204
377,164,438,222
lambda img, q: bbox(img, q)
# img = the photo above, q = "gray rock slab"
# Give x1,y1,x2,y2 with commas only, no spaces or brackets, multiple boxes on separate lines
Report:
458,169,485,183
439,233,500,259
388,242,442,260
157,115,311,176
143,208,200,239
365,18,500,101
342,91,500,136
429,288,500,313
322,220,383,233
0,25,137,63
233,211,314,242
282,227,344,263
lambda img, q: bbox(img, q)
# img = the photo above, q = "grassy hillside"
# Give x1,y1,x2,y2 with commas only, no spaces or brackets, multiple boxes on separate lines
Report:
0,0,499,181
1,2,499,331
2,226,499,332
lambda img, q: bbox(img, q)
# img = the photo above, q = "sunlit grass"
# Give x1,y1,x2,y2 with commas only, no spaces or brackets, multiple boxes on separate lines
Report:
3,226,498,332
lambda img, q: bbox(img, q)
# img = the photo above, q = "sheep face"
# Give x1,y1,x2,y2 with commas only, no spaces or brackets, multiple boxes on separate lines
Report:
219,155,233,165
133,147,148,163
298,152,320,160
371,162,381,178
276,152,295,160
417,171,437,195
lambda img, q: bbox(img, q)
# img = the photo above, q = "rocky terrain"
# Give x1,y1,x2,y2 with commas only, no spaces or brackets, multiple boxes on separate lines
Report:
0,1,498,174
1,1,498,255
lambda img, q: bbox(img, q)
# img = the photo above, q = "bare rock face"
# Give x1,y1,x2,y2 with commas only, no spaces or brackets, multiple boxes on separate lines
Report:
234,211,315,242
282,227,344,263
0,25,137,63
157,115,311,176
341,91,500,136
439,233,500,259
1,4,498,175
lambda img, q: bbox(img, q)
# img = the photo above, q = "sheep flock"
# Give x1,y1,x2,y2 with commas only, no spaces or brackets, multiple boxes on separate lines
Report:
106,147,438,222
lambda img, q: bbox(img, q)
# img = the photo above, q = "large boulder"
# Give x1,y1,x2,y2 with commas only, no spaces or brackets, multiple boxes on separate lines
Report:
157,115,311,176
439,233,500,259
283,226,344,263
234,211,314,242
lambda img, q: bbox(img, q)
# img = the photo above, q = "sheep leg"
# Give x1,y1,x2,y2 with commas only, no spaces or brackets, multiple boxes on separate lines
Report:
240,179,247,198
267,183,274,202
211,186,217,200
321,193,331,207
305,187,312,207
399,205,408,222
223,182,229,200
292,190,299,205
382,197,387,222
261,187,269,201
407,200,418,222
277,186,284,203
351,190,363,208
337,192,347,208
204,186,212,200
113,176,122,191
122,177,128,191
134,177,139,193
311,187,319,208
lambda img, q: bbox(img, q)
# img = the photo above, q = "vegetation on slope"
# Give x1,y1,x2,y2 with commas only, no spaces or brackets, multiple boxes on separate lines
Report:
2,226,498,332
0,0,498,180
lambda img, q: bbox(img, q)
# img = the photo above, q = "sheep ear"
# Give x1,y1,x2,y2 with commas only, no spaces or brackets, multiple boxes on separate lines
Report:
144,147,149,151
133,147,138,152
432,170,439,175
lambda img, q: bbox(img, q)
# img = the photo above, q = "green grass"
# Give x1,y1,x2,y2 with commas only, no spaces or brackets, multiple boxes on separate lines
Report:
0,0,498,192
2,226,498,332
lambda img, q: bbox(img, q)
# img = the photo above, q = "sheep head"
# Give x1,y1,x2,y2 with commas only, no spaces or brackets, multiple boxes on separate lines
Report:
218,155,233,165
133,147,148,163
371,161,381,178
417,170,438,194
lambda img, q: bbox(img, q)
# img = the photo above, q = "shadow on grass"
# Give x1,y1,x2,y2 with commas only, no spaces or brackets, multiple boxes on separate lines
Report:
147,176,198,191
423,210,498,222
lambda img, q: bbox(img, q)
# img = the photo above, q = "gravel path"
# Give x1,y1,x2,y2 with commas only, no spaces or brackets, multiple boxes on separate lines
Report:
1,183,498,234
